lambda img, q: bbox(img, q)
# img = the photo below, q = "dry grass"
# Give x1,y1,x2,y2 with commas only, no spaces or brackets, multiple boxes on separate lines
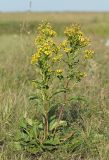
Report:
0,12,109,23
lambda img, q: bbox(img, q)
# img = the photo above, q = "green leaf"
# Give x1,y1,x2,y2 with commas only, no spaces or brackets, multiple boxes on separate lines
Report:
38,122,43,130
44,137,60,146
26,118,33,126
26,145,42,154
20,118,27,129
68,95,88,103
49,120,67,131
42,137,60,151
49,115,56,122
49,89,66,99
14,142,22,150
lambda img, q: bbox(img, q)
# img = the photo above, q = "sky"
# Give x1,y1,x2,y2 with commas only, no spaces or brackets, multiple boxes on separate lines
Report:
0,0,109,12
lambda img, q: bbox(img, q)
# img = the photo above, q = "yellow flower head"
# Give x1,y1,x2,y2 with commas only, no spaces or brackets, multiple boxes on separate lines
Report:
37,22,56,38
34,22,56,49
31,53,40,64
81,72,87,77
52,54,63,62
64,24,90,48
61,39,71,53
79,36,90,47
56,69,63,74
61,39,68,48
64,24,80,37
84,49,95,59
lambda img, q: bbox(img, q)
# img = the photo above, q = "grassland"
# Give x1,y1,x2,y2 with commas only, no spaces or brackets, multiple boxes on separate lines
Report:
0,12,109,36
0,12,109,160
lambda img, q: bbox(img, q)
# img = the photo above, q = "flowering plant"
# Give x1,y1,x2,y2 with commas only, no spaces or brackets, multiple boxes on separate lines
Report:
17,22,94,153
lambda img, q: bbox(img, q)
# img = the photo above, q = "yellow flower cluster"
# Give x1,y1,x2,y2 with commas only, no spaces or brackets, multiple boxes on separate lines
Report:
84,50,95,59
31,22,59,64
64,24,90,47
31,53,40,64
61,39,68,48
31,22,95,84
64,24,80,37
78,36,90,47
61,39,71,53
79,72,87,78
52,54,63,62
35,22,56,47
40,41,53,56
76,71,87,81
31,40,56,64
56,69,63,74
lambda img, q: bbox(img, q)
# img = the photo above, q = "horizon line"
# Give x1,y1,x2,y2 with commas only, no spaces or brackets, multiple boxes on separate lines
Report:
0,10,109,13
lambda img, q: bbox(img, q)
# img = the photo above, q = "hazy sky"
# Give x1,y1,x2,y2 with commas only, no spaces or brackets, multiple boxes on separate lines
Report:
0,0,109,12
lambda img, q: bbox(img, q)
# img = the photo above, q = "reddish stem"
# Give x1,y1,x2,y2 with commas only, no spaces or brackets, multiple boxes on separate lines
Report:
53,80,70,136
